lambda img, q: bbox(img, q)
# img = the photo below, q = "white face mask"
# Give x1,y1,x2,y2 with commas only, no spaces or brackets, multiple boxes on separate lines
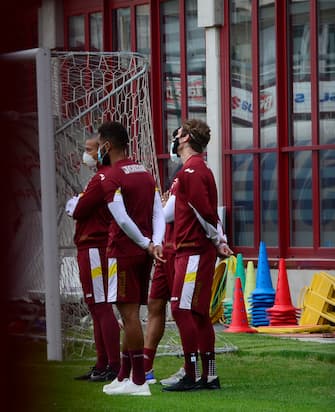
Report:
170,140,180,163
82,152,97,169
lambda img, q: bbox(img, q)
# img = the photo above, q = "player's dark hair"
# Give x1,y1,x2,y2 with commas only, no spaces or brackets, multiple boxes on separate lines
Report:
172,128,179,138
98,121,129,150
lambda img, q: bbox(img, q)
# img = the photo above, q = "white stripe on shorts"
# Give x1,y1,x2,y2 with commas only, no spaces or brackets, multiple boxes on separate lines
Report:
107,257,118,302
179,255,200,310
89,248,105,303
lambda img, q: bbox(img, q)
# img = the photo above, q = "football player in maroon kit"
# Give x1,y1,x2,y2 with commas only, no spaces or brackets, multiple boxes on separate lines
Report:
143,177,179,384
65,136,121,382
97,121,166,397
143,129,186,386
163,118,233,392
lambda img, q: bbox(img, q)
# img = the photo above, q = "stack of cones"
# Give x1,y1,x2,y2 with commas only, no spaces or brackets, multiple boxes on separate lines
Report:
244,261,256,322
266,258,298,326
249,241,275,326
224,277,257,333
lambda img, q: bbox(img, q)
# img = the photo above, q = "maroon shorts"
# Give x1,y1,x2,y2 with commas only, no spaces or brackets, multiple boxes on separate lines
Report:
77,247,108,305
171,246,217,315
107,253,153,305
149,250,175,301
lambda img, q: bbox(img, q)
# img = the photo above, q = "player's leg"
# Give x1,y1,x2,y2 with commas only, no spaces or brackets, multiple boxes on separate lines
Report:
144,258,169,380
104,254,152,396
163,254,201,391
192,247,220,390
144,297,166,382
91,247,120,380
93,303,120,378
75,248,108,380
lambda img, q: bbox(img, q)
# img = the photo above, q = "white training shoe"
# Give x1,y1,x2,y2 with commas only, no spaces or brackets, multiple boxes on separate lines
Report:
105,379,151,396
160,367,186,386
103,378,129,395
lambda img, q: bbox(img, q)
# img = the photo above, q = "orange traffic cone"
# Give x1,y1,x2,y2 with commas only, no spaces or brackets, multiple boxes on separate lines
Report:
225,277,257,333
267,258,298,325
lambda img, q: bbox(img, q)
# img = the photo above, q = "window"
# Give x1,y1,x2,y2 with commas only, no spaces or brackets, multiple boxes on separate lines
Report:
226,0,335,263
90,12,103,51
116,8,131,51
66,6,102,51
136,4,151,57
160,0,206,188
109,2,150,56
68,15,85,49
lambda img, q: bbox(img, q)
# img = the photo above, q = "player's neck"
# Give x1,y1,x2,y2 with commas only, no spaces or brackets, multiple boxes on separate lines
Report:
110,150,127,165
181,147,199,164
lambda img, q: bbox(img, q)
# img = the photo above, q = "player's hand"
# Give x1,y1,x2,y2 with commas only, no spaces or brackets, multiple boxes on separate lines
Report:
161,190,170,207
153,245,167,263
217,242,234,257
65,195,80,217
147,242,166,263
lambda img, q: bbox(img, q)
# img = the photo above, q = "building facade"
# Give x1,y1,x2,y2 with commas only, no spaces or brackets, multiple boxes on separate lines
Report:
3,1,335,293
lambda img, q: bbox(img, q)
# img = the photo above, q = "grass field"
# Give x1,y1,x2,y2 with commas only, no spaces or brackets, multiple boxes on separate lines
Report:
9,331,335,412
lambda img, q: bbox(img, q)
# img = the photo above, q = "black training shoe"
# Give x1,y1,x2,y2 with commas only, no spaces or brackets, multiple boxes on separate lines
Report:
74,366,95,381
162,374,199,392
89,365,118,382
194,376,221,390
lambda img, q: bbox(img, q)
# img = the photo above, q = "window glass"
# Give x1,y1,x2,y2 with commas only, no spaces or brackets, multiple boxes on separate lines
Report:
318,1,335,145
186,0,206,120
260,153,278,246
290,151,313,246
290,0,312,146
230,0,253,149
116,8,131,51
68,15,85,49
232,154,254,246
320,150,335,247
90,12,103,51
161,0,182,184
136,4,151,58
259,0,277,148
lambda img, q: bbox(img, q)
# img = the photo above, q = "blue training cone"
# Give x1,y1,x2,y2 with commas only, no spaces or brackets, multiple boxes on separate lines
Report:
249,241,275,326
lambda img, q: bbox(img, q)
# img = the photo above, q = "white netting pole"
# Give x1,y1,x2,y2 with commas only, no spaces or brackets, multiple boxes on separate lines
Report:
36,48,62,361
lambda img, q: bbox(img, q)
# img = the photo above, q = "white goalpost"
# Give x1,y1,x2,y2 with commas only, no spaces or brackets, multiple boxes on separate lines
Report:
2,48,62,360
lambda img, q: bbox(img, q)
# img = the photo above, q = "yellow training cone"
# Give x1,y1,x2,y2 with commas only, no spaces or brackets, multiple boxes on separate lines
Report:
244,261,256,321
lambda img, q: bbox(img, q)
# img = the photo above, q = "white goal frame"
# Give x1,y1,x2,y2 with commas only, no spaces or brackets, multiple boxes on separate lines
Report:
2,48,61,360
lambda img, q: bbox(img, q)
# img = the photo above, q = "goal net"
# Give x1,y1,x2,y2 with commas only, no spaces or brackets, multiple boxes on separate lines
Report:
53,51,162,358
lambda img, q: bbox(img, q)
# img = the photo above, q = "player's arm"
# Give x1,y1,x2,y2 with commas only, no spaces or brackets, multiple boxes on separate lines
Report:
152,189,166,246
189,202,233,255
163,194,175,223
65,195,81,217
107,189,151,249
151,189,167,262
72,174,105,219
185,170,233,254
185,170,217,226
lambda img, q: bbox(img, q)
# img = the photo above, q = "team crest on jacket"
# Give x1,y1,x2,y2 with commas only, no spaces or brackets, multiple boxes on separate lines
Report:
99,173,106,181
184,168,195,174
